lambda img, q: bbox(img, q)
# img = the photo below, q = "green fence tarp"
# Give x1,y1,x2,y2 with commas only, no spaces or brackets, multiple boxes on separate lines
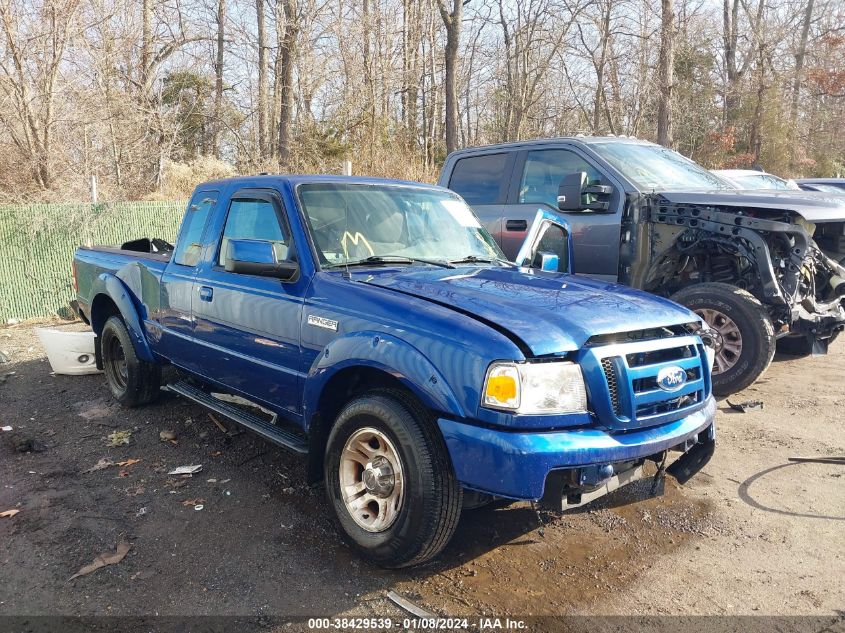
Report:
0,200,187,321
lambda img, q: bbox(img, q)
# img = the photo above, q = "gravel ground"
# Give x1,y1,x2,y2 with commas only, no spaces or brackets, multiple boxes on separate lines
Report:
0,320,842,628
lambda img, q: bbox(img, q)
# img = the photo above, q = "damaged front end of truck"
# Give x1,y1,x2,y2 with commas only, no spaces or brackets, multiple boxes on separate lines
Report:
625,192,845,355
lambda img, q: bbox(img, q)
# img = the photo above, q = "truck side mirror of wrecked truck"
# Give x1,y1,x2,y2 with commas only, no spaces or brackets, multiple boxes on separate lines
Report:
557,171,613,212
225,238,299,281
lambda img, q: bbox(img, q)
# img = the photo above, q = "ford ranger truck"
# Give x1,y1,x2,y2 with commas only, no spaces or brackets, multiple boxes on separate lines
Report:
439,137,845,395
73,175,716,568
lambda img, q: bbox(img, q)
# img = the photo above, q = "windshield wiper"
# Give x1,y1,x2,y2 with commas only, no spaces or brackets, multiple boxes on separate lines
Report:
333,255,455,269
448,255,513,266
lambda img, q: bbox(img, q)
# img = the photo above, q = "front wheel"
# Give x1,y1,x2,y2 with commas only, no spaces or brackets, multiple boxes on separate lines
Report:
101,316,161,407
324,391,462,568
670,283,775,397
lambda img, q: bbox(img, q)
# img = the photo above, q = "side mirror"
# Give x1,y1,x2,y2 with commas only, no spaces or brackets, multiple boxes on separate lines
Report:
557,171,613,212
225,239,298,281
515,210,574,274
537,252,559,272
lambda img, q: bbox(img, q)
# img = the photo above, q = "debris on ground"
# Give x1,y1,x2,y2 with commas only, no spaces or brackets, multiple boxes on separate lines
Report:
167,464,202,476
136,507,148,517
116,458,141,467
208,413,241,436
84,458,115,473
107,430,132,447
788,455,845,465
726,399,764,413
1,509,21,518
0,371,15,384
2,425,12,432
8,434,46,453
386,591,437,618
69,541,131,580
159,430,177,442
77,402,114,421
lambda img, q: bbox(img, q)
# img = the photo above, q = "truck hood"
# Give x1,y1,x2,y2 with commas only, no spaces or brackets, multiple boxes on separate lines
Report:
355,266,698,356
655,190,845,223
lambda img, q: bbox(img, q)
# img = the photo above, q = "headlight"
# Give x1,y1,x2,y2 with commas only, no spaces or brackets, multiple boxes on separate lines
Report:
482,361,588,414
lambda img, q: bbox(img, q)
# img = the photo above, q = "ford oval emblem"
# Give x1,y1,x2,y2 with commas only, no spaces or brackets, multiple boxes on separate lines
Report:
656,366,687,392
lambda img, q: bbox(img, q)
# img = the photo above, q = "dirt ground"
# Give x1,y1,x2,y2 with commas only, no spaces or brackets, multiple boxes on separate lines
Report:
1,321,843,629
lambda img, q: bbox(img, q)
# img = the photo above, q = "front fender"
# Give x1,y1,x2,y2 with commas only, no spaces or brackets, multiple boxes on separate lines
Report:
90,273,155,363
302,331,466,426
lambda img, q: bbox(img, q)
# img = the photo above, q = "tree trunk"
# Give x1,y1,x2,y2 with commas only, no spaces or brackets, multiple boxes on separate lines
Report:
437,0,462,154
789,0,814,166
256,0,268,158
656,0,674,147
213,0,226,159
141,0,152,92
277,0,297,169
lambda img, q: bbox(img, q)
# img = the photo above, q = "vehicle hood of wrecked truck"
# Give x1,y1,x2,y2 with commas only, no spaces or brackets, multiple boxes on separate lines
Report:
655,189,845,223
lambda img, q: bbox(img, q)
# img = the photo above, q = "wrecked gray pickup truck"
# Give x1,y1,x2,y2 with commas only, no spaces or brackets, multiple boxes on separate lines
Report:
440,138,845,395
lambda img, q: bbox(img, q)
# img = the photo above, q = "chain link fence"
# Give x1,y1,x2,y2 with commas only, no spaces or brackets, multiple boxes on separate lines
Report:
0,201,186,322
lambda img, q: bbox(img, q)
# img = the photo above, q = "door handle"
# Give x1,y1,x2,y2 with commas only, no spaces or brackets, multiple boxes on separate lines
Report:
506,219,528,231
199,286,213,302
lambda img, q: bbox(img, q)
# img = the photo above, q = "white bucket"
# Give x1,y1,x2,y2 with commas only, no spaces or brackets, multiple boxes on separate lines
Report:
36,325,102,375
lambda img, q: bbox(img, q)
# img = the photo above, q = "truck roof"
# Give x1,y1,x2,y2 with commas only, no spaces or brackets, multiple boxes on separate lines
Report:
446,135,654,156
196,173,452,191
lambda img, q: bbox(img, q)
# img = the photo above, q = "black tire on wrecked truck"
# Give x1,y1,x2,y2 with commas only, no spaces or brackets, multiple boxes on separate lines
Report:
670,282,776,396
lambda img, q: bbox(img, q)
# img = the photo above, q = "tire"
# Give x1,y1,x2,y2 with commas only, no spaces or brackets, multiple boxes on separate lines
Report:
101,316,161,407
670,283,775,397
324,390,462,568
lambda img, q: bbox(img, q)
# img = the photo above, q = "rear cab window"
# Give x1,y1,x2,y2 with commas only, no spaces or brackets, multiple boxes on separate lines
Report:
173,192,218,267
448,153,511,205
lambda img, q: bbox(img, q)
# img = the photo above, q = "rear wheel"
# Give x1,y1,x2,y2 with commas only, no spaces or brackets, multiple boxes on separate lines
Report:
670,283,775,396
101,316,161,407
324,391,462,568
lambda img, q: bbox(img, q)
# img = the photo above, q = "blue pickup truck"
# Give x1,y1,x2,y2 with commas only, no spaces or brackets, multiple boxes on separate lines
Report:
73,175,717,567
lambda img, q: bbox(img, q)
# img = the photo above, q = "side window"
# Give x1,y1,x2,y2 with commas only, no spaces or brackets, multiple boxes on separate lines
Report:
519,149,603,207
174,192,217,267
448,153,508,205
218,197,290,266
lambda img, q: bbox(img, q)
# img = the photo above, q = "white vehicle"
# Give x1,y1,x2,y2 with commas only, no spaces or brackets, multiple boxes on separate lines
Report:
712,169,801,191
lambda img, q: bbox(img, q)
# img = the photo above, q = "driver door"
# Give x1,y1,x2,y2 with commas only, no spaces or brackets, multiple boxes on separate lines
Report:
190,189,306,415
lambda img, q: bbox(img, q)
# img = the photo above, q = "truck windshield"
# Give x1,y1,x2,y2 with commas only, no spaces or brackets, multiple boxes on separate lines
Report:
591,142,733,191
297,183,506,267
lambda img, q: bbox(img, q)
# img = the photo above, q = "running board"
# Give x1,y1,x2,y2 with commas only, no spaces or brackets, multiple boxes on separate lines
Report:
166,380,308,454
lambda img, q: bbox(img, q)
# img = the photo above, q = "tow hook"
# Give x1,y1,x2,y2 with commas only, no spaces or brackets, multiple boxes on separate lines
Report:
579,464,615,486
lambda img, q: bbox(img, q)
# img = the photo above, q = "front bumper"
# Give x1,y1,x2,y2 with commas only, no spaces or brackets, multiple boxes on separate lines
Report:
437,395,716,500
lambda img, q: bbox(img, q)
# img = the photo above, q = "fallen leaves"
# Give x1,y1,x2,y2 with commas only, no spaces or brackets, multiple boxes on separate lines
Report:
69,541,131,580
107,430,132,447
116,458,141,467
181,498,205,507
0,509,20,518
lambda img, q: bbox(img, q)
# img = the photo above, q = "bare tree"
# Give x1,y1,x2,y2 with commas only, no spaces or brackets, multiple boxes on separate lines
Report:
436,0,463,154
213,0,226,158
656,0,674,147
257,0,269,158
0,0,81,188
789,0,815,165
276,0,298,168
